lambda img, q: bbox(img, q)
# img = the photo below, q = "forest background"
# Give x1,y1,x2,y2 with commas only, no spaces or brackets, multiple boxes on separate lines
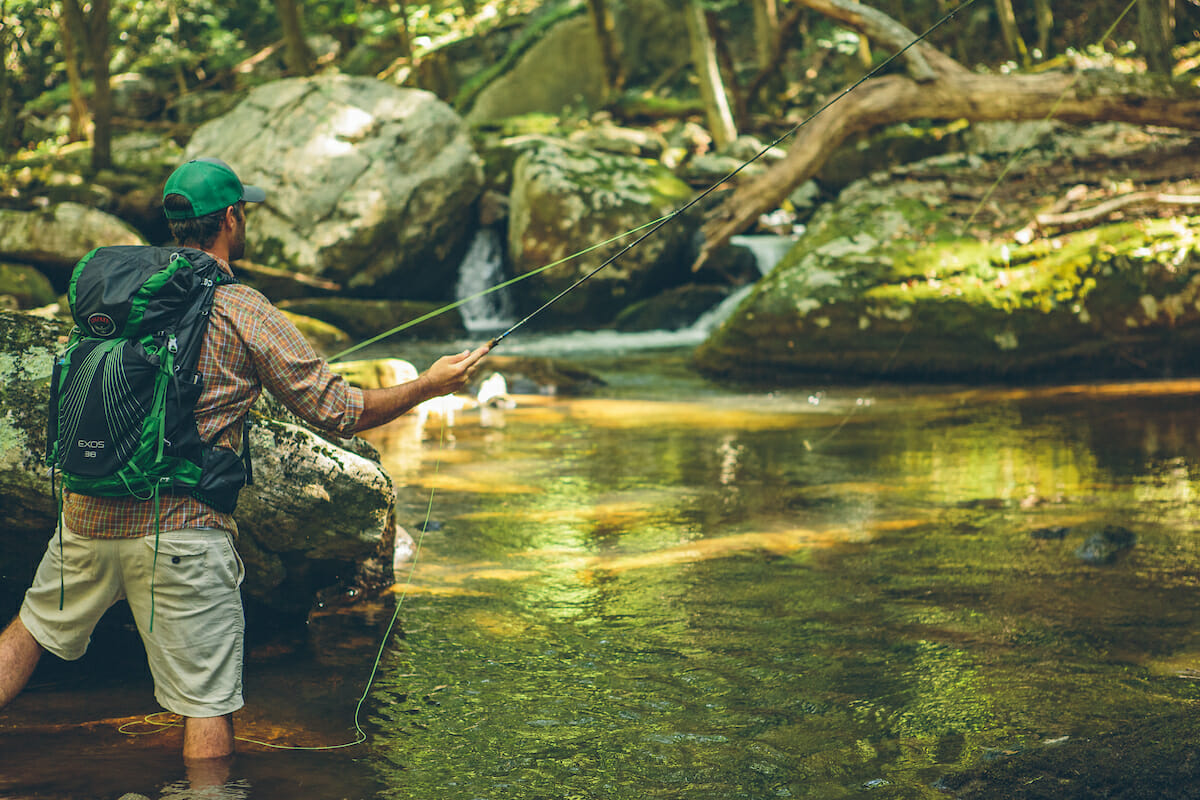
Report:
1,0,1199,382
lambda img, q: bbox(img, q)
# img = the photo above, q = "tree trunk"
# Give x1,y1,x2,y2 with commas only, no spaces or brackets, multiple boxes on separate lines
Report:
58,1,91,144
275,0,315,76
684,0,736,150
0,24,12,153
708,10,745,126
696,65,1200,270
995,0,1030,66
1033,0,1053,57
87,0,112,170
745,2,807,109
752,0,779,70
587,0,625,101
1138,0,1175,76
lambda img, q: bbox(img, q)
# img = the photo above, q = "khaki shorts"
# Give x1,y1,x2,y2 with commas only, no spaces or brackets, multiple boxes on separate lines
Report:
20,524,246,718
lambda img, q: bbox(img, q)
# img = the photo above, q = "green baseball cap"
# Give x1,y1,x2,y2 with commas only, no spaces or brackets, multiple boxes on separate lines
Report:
163,157,266,220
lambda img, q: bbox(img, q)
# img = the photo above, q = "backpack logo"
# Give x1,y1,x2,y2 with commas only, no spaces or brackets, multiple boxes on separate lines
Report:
87,313,116,337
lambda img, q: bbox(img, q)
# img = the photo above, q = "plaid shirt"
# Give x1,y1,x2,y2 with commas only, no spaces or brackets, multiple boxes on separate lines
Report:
63,257,365,538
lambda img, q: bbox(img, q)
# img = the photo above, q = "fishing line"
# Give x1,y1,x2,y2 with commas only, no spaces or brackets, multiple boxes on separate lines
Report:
489,0,984,346
117,418,449,751
327,214,672,363
113,0,992,751
800,0,1143,454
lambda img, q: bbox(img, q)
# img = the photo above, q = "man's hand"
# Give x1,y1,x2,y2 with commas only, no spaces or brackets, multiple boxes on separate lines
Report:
354,342,492,432
420,342,492,398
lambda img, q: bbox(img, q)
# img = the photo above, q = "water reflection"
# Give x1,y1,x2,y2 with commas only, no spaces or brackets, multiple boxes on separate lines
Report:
7,381,1200,798
360,381,1200,799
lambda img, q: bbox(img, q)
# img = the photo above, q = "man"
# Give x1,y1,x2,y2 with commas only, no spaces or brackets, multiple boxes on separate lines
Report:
0,157,490,762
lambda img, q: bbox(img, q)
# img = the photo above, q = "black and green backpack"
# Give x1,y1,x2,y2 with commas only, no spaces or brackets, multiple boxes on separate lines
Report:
46,245,253,515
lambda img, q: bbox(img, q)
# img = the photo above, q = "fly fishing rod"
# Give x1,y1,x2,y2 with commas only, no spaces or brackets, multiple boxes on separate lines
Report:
117,0,985,753
488,0,981,349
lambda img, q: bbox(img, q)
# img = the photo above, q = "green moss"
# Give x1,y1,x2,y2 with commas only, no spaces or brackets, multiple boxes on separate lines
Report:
698,214,1200,381
454,1,585,113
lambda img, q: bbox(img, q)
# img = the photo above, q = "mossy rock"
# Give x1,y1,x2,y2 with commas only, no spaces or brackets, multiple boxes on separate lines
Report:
695,165,1200,382
0,263,57,309
507,140,697,328
277,297,465,341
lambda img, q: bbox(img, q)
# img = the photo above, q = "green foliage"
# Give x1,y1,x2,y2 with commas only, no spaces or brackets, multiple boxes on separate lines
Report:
113,0,276,82
452,0,584,112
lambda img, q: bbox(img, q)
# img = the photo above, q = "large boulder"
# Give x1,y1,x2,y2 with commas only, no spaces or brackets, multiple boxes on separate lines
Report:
506,140,697,328
464,14,607,125
459,0,687,124
183,75,484,301
0,310,398,616
694,148,1200,382
0,204,145,287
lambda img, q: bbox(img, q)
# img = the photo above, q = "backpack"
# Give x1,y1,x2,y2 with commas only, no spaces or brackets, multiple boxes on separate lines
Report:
46,245,253,516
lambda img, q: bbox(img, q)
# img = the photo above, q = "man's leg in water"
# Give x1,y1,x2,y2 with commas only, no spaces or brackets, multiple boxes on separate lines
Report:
184,714,235,760
0,617,44,707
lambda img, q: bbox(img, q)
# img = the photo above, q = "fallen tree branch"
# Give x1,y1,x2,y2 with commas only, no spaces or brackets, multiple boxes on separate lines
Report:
696,62,1200,270
1036,192,1200,227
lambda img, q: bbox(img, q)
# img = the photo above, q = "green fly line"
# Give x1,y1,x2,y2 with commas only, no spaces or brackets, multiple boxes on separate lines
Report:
326,214,672,363
118,418,451,751
121,0,1110,751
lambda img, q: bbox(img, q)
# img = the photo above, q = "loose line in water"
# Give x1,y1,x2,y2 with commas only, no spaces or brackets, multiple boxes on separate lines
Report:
117,419,448,751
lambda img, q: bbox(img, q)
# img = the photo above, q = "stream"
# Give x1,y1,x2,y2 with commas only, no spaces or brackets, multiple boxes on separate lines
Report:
4,339,1200,799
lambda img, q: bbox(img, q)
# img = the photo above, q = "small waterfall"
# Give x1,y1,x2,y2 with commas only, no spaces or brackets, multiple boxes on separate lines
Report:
730,234,797,275
474,233,794,357
455,228,515,334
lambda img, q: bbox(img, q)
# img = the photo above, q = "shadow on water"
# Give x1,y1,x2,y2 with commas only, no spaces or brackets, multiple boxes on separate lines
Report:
7,371,1200,799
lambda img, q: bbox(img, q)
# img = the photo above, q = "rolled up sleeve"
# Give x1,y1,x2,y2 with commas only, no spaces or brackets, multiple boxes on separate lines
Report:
239,290,364,436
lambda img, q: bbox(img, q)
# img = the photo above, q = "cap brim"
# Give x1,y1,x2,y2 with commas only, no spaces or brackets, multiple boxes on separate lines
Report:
242,184,267,203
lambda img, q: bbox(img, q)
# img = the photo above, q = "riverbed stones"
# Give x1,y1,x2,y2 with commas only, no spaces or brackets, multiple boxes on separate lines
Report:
1075,525,1137,565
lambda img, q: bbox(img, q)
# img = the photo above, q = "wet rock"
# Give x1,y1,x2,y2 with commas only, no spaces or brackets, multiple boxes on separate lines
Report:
184,75,483,301
1075,525,1137,564
1031,526,1070,540
614,284,731,331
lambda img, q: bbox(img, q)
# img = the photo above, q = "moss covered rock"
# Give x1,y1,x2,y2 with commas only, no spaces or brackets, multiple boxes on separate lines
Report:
0,309,396,618
507,140,696,328
695,164,1200,382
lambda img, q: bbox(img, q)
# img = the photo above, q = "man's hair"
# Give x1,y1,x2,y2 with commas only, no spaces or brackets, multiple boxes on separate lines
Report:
164,194,241,247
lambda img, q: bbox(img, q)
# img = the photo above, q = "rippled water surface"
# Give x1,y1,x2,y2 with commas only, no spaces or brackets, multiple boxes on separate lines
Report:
6,354,1200,799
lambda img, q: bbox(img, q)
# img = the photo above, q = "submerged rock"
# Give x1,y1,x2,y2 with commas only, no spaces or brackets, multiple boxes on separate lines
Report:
1075,525,1137,565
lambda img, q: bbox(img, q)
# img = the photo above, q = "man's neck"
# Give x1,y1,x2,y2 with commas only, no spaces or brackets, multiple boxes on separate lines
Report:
181,242,234,277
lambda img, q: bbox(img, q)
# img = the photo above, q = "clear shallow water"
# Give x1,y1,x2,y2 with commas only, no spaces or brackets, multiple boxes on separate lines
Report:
6,363,1200,799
